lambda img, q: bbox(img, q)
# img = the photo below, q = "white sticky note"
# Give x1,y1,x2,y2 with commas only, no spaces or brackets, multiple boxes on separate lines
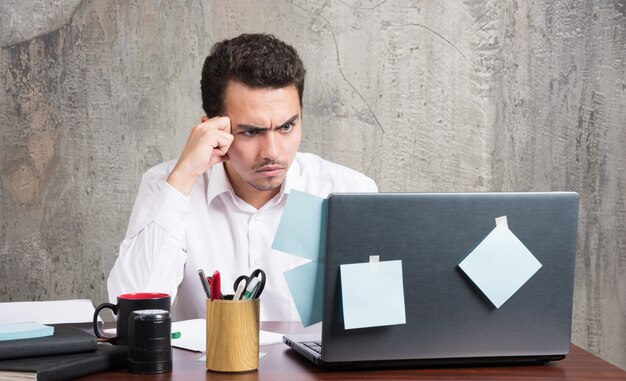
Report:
340,260,406,330
458,216,542,308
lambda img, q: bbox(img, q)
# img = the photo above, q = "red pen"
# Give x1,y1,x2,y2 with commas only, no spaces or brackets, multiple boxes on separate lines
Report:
210,271,221,301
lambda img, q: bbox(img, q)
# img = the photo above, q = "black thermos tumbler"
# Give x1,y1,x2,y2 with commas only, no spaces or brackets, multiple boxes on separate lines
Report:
127,309,173,374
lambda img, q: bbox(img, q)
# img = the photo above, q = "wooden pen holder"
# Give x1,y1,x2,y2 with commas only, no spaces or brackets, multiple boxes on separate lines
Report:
205,298,260,372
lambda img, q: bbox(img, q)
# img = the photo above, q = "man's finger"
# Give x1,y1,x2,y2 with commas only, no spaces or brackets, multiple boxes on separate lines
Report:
215,117,231,133
201,116,231,133
212,132,233,152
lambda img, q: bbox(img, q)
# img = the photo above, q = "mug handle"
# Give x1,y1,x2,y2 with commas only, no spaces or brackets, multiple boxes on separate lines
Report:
93,302,118,340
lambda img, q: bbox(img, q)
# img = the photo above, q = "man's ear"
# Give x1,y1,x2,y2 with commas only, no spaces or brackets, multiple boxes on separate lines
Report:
200,115,209,123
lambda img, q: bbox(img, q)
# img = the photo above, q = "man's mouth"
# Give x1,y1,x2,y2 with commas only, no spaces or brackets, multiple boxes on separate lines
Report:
258,165,283,171
256,165,285,176
256,165,286,177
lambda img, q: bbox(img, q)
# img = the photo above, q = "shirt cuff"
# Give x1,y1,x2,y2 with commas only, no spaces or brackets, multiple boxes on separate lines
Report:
147,182,191,241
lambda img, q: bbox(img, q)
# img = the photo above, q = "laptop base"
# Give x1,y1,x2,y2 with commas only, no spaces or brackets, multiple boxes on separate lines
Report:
283,334,565,370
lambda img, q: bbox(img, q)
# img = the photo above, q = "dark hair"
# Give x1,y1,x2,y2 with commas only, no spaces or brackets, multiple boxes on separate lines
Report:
201,33,306,117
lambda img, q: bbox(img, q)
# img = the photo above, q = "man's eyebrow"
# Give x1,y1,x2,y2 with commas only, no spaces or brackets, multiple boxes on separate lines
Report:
235,114,299,131
235,123,267,132
278,114,299,128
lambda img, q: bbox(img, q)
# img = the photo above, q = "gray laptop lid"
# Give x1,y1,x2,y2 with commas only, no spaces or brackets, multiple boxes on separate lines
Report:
321,192,579,363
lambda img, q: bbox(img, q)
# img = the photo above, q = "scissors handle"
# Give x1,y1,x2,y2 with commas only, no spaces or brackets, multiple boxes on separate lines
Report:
232,269,267,299
249,269,266,298
233,275,249,293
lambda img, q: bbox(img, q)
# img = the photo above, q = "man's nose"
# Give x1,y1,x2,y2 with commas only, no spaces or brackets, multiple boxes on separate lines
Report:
260,131,279,160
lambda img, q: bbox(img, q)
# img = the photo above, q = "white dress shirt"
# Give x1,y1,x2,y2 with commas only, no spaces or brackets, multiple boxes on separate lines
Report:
107,152,377,321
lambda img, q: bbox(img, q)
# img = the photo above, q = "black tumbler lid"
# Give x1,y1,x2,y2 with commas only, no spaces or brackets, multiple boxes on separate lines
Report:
130,309,170,321
127,309,172,374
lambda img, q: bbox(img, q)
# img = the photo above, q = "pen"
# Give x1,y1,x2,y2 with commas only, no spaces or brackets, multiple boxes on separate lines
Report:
241,277,260,300
210,271,221,301
233,280,246,300
198,269,211,299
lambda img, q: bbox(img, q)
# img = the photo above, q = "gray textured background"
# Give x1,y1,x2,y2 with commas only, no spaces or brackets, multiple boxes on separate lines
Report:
0,0,624,370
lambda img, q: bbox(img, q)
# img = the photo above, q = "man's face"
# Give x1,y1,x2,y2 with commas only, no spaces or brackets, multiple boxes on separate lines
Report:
222,81,302,202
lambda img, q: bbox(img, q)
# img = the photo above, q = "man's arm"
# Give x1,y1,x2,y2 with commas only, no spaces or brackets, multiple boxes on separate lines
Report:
107,171,190,303
107,116,234,303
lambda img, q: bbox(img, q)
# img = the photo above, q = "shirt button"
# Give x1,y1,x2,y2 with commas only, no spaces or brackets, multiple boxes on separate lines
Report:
180,212,188,220
253,258,260,266
255,213,263,221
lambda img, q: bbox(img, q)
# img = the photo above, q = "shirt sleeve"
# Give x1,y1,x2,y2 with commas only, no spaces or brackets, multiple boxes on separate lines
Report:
361,176,378,192
107,170,190,304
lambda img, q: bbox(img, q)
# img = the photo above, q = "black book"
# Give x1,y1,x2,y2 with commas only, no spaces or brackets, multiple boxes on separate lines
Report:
0,344,127,381
0,326,96,361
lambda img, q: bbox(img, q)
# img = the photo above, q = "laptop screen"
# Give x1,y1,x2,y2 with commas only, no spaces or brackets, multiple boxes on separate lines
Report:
320,192,579,363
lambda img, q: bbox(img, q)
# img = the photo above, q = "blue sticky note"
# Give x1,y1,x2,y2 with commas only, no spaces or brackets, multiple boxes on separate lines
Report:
272,190,326,262
284,261,324,327
458,216,542,308
0,322,54,341
340,260,406,330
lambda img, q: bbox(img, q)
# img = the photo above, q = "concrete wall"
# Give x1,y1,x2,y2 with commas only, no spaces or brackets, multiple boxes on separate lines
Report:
1,0,624,370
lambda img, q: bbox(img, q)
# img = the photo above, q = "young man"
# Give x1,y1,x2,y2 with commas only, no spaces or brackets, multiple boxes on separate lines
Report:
107,34,377,321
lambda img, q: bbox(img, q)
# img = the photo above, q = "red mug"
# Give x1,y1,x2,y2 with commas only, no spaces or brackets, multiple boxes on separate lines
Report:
93,293,170,345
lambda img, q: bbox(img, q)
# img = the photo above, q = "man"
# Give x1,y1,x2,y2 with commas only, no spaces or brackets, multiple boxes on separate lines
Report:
107,34,377,322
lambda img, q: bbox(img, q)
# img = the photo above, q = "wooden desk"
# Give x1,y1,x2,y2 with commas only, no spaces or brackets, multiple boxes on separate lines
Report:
80,322,625,381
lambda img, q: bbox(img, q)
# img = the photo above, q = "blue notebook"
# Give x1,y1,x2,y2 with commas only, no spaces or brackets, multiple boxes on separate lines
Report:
0,322,54,341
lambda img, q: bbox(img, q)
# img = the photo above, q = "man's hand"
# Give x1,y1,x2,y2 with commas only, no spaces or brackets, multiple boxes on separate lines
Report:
167,116,233,195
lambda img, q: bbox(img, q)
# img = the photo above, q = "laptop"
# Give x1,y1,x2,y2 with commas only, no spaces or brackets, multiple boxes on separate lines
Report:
283,192,580,369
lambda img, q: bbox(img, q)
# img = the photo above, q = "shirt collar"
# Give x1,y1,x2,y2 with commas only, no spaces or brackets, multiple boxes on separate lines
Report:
276,157,304,204
206,157,305,209
206,163,233,205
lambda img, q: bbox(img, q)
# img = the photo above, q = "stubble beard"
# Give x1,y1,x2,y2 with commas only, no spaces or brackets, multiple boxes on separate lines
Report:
248,159,289,191
247,175,285,191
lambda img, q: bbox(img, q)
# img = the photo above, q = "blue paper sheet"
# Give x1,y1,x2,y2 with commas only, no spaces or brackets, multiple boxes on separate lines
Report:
283,261,324,327
272,190,327,326
340,259,406,330
458,216,542,308
271,190,326,262
0,321,54,341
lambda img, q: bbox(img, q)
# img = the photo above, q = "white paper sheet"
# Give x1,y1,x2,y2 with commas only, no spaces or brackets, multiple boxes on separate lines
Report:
196,353,266,362
0,299,99,324
171,319,283,352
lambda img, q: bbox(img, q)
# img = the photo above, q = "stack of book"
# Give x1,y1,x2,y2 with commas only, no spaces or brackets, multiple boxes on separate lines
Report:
0,322,127,381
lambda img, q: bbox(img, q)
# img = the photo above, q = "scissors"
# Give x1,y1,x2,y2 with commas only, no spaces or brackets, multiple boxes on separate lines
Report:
233,268,266,299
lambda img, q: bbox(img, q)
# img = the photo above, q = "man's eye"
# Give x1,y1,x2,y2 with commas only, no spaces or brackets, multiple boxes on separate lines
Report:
280,123,293,132
243,130,259,136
